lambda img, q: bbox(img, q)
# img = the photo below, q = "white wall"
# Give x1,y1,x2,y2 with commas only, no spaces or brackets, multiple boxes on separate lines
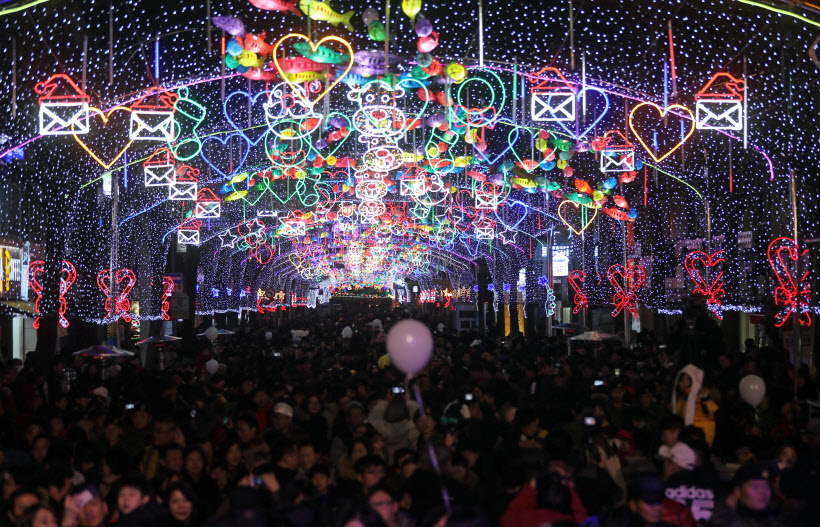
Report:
12,316,37,361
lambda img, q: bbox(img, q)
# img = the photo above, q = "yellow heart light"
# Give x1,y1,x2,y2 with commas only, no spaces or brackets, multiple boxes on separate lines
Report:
628,102,695,163
73,106,134,169
558,200,598,235
272,33,354,109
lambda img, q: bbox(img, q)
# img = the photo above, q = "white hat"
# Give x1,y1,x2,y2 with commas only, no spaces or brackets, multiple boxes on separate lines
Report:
273,402,293,418
658,442,696,470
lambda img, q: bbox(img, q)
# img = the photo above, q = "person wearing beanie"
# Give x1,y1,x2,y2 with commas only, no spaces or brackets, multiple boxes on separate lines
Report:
707,464,784,527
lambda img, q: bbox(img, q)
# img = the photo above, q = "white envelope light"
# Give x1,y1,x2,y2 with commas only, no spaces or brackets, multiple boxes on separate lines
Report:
144,163,175,186
400,179,426,197
39,102,90,135
195,201,221,219
475,191,504,211
600,149,636,173
129,111,176,141
695,100,743,131
177,229,200,245
531,92,575,122
475,225,494,240
281,221,306,237
169,181,197,201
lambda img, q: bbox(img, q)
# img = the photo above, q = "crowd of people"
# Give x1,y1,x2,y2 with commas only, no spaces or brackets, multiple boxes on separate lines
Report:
0,308,818,527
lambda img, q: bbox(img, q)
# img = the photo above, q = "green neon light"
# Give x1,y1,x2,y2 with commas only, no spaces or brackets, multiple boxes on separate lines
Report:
450,68,507,129
644,163,704,201
0,0,51,17
735,0,820,28
168,87,207,161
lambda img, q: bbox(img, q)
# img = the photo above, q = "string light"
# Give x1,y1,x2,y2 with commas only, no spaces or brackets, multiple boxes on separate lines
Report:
0,0,815,326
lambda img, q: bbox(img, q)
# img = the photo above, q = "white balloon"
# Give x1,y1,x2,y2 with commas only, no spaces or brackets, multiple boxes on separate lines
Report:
739,374,766,407
265,331,273,341
437,323,445,333
342,326,353,339
205,327,219,342
205,359,219,375
386,319,433,375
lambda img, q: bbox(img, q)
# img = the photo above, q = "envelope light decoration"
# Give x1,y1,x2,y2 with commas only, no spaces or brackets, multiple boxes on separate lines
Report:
129,87,179,141
195,188,222,219
177,218,203,245
169,165,199,201
599,131,636,173
529,66,577,122
694,73,745,131
143,148,176,187
280,211,307,237
35,74,90,135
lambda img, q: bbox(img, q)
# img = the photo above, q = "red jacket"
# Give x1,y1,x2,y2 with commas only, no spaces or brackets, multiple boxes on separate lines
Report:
500,484,588,527
662,498,697,527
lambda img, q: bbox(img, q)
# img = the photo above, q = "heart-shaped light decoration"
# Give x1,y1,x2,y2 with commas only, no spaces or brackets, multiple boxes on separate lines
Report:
553,86,610,139
272,34,353,108
628,102,695,163
558,200,598,235
74,107,134,169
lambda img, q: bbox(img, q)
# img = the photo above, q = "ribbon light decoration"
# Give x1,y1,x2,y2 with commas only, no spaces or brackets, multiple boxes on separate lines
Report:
607,264,645,318
767,238,812,328
684,250,726,319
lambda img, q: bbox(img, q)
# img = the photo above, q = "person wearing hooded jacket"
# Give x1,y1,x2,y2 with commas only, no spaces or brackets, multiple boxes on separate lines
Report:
671,365,718,446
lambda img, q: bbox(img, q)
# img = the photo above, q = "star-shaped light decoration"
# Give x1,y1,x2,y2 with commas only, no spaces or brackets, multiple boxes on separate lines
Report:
496,229,517,245
246,219,266,239
219,229,239,248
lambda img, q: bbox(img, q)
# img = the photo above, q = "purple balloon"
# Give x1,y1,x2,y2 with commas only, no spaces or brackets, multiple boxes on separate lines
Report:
386,319,433,375
415,17,433,37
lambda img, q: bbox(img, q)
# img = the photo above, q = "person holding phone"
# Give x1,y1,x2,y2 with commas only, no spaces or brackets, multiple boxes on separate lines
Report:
60,485,107,527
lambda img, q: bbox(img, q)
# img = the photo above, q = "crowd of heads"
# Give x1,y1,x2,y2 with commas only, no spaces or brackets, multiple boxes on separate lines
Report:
0,307,818,527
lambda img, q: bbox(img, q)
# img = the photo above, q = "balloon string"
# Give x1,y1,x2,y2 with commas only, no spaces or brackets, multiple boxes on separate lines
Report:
410,378,452,516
